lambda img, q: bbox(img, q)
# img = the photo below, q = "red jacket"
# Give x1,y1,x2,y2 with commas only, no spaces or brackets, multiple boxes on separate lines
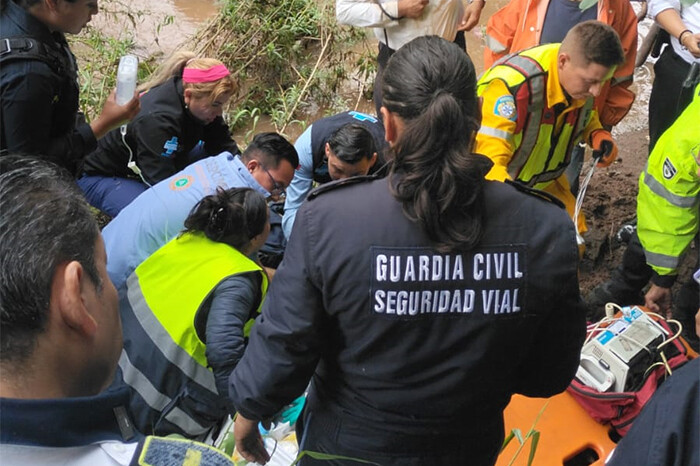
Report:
484,0,638,127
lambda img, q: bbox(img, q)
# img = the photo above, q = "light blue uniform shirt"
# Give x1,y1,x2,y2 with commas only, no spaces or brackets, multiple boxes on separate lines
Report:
103,152,269,291
282,125,317,239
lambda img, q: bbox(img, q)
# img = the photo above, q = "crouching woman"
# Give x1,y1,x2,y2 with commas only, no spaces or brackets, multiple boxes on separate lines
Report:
118,187,270,439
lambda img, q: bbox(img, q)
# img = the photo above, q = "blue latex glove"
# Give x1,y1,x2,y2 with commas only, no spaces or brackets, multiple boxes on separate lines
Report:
278,395,306,425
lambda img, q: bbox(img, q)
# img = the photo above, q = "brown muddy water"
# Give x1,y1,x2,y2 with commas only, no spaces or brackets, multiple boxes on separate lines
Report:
90,0,218,57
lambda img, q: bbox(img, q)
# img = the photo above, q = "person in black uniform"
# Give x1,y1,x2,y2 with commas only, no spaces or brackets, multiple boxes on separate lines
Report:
229,35,587,465
0,0,139,174
78,51,240,217
606,358,699,466
282,111,387,238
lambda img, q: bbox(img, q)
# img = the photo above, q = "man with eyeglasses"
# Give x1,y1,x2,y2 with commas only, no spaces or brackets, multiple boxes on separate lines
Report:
282,111,387,239
261,164,287,200
101,132,298,292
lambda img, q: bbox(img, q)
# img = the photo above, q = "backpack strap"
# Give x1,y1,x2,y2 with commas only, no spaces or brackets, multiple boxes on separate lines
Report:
0,36,70,75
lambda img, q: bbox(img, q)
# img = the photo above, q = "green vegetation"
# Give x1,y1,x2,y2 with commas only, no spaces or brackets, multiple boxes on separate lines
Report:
69,0,154,122
500,400,549,466
70,0,376,140
189,0,374,136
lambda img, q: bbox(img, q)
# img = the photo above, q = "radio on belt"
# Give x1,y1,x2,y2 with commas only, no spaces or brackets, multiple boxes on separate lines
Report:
576,306,668,393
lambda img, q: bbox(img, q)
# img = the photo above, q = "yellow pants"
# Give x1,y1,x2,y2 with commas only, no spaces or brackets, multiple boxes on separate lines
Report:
541,175,588,234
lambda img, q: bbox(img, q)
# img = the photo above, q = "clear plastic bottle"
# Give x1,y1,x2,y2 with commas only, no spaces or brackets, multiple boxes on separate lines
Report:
115,55,138,105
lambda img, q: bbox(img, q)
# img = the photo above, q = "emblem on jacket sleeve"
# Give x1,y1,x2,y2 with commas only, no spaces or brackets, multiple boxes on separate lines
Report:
170,174,193,191
494,95,517,121
662,158,676,180
161,136,180,157
349,110,378,123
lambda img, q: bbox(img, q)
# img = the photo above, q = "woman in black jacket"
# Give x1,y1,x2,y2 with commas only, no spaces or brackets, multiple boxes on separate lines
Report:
79,51,240,217
0,0,139,173
230,36,586,465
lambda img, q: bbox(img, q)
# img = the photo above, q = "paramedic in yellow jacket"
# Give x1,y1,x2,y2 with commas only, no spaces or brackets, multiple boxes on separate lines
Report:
638,83,699,328
475,21,625,233
119,187,270,439
483,0,638,130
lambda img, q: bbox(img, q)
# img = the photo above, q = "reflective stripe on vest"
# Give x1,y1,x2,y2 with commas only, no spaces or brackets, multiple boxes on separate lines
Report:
119,350,209,437
503,55,546,181
126,270,219,393
642,171,699,208
137,233,267,367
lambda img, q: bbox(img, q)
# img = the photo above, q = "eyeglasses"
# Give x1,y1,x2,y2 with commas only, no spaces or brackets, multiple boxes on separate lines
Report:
262,165,286,199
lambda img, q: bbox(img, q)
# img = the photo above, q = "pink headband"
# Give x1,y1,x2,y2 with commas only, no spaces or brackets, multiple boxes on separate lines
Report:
182,64,230,83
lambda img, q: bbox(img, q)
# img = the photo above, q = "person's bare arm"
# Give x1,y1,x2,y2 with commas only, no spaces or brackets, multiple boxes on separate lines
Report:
234,414,270,464
644,284,672,317
655,9,700,57
90,90,140,139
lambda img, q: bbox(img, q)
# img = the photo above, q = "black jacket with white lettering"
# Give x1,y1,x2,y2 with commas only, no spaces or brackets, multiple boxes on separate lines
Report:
230,175,586,458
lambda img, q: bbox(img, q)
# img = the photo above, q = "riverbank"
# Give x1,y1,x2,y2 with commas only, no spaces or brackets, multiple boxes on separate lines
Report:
88,0,218,58
77,0,680,300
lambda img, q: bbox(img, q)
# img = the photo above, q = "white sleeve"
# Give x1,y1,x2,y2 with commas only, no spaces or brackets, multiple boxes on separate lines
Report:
648,0,681,21
336,0,401,28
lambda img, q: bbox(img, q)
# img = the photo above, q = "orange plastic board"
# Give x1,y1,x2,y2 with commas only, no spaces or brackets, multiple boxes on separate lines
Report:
495,392,616,466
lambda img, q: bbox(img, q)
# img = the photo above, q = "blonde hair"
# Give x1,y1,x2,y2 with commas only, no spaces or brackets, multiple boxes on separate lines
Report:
137,51,237,103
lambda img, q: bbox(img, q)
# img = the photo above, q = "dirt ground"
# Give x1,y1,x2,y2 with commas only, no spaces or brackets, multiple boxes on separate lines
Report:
578,129,647,295
578,127,696,303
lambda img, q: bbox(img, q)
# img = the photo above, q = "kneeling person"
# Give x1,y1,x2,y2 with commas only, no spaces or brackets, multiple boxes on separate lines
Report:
282,111,387,238
475,20,625,234
103,132,297,291
119,187,270,439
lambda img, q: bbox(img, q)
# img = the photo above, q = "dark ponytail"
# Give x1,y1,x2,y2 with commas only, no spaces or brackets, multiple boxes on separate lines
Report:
382,35,491,253
183,187,268,251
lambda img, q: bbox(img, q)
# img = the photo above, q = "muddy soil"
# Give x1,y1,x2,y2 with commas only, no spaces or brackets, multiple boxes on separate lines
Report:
577,109,696,303
578,129,646,295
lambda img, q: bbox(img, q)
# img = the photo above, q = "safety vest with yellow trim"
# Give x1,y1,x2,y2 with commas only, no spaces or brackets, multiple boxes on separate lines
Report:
476,43,596,189
119,232,268,439
637,84,700,278
481,0,638,127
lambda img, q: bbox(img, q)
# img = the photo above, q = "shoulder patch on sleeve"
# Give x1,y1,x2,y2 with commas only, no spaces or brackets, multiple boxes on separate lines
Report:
133,436,235,466
505,180,565,209
662,158,677,180
494,95,517,121
307,174,378,201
